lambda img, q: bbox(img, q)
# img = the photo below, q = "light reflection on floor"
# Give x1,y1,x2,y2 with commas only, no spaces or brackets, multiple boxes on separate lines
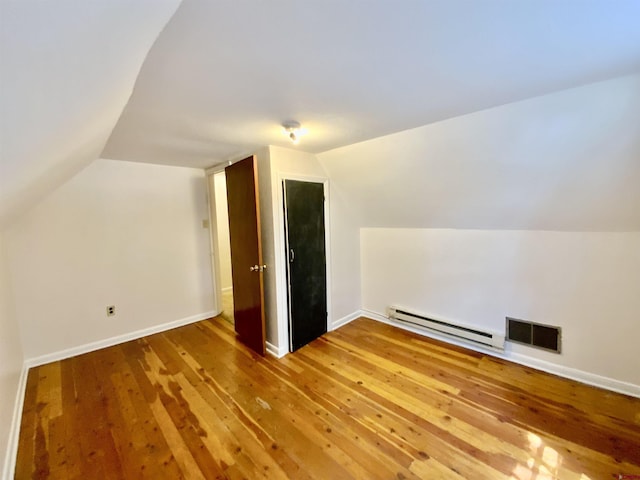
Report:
509,432,592,480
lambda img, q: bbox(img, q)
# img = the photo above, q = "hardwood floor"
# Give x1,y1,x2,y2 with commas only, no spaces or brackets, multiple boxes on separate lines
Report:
15,317,640,479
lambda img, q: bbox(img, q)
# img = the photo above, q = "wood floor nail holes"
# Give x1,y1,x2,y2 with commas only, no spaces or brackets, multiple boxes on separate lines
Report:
16,317,640,479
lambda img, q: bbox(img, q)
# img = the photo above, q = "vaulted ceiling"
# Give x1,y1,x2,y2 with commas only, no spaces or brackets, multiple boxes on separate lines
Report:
2,0,640,228
0,0,181,228
103,0,640,167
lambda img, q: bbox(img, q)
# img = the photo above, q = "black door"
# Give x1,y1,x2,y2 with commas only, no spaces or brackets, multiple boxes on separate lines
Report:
284,180,327,351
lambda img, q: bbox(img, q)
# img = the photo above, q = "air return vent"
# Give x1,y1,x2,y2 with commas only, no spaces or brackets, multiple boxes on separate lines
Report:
506,317,561,353
388,306,505,351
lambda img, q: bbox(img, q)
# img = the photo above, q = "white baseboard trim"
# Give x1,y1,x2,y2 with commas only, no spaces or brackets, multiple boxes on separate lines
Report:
330,310,363,331
3,365,28,480
505,353,640,398
362,309,640,399
266,341,288,358
24,311,216,368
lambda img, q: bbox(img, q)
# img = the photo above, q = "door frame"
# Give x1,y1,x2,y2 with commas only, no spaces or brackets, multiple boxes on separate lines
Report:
273,172,332,353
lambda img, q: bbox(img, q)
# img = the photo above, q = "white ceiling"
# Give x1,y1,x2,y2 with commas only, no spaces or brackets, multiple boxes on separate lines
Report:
2,1,640,230
103,0,640,168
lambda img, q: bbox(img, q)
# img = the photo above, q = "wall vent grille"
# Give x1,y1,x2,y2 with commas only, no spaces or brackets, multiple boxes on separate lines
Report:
506,317,561,353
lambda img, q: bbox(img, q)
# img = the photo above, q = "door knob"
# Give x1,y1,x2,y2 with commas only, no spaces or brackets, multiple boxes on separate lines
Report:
250,265,259,271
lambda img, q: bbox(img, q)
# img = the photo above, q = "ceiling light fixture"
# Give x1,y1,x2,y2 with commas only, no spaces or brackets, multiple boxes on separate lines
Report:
282,121,305,144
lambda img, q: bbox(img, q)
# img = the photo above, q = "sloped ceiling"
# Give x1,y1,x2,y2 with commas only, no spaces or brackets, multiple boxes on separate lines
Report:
103,0,640,168
3,1,640,232
0,0,181,229
318,74,640,231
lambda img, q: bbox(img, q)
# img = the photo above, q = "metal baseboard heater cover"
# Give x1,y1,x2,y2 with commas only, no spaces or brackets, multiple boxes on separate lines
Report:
388,306,505,351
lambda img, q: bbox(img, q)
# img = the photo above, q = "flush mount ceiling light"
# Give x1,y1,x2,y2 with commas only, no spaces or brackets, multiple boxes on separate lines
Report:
282,121,306,144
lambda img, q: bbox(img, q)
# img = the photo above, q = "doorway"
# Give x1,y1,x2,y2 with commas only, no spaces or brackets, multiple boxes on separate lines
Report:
210,171,234,324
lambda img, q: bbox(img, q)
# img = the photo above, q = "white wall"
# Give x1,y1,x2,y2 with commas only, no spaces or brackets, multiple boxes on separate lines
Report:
361,229,640,387
318,75,640,391
0,234,24,479
4,159,214,361
323,180,361,326
213,173,232,290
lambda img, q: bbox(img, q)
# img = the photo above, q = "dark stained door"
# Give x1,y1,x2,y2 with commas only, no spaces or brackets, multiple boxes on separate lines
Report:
225,156,266,355
284,180,327,351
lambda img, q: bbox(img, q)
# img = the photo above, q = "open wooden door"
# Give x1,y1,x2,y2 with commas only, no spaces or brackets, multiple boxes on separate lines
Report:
225,156,266,355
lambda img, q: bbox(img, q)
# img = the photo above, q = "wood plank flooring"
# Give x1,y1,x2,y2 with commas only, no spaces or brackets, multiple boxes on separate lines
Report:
15,317,640,479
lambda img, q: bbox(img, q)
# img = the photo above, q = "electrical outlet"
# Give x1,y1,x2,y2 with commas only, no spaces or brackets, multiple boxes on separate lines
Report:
106,305,116,316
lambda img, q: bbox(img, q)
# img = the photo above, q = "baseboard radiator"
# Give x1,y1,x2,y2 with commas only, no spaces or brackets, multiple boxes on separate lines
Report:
387,306,505,351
